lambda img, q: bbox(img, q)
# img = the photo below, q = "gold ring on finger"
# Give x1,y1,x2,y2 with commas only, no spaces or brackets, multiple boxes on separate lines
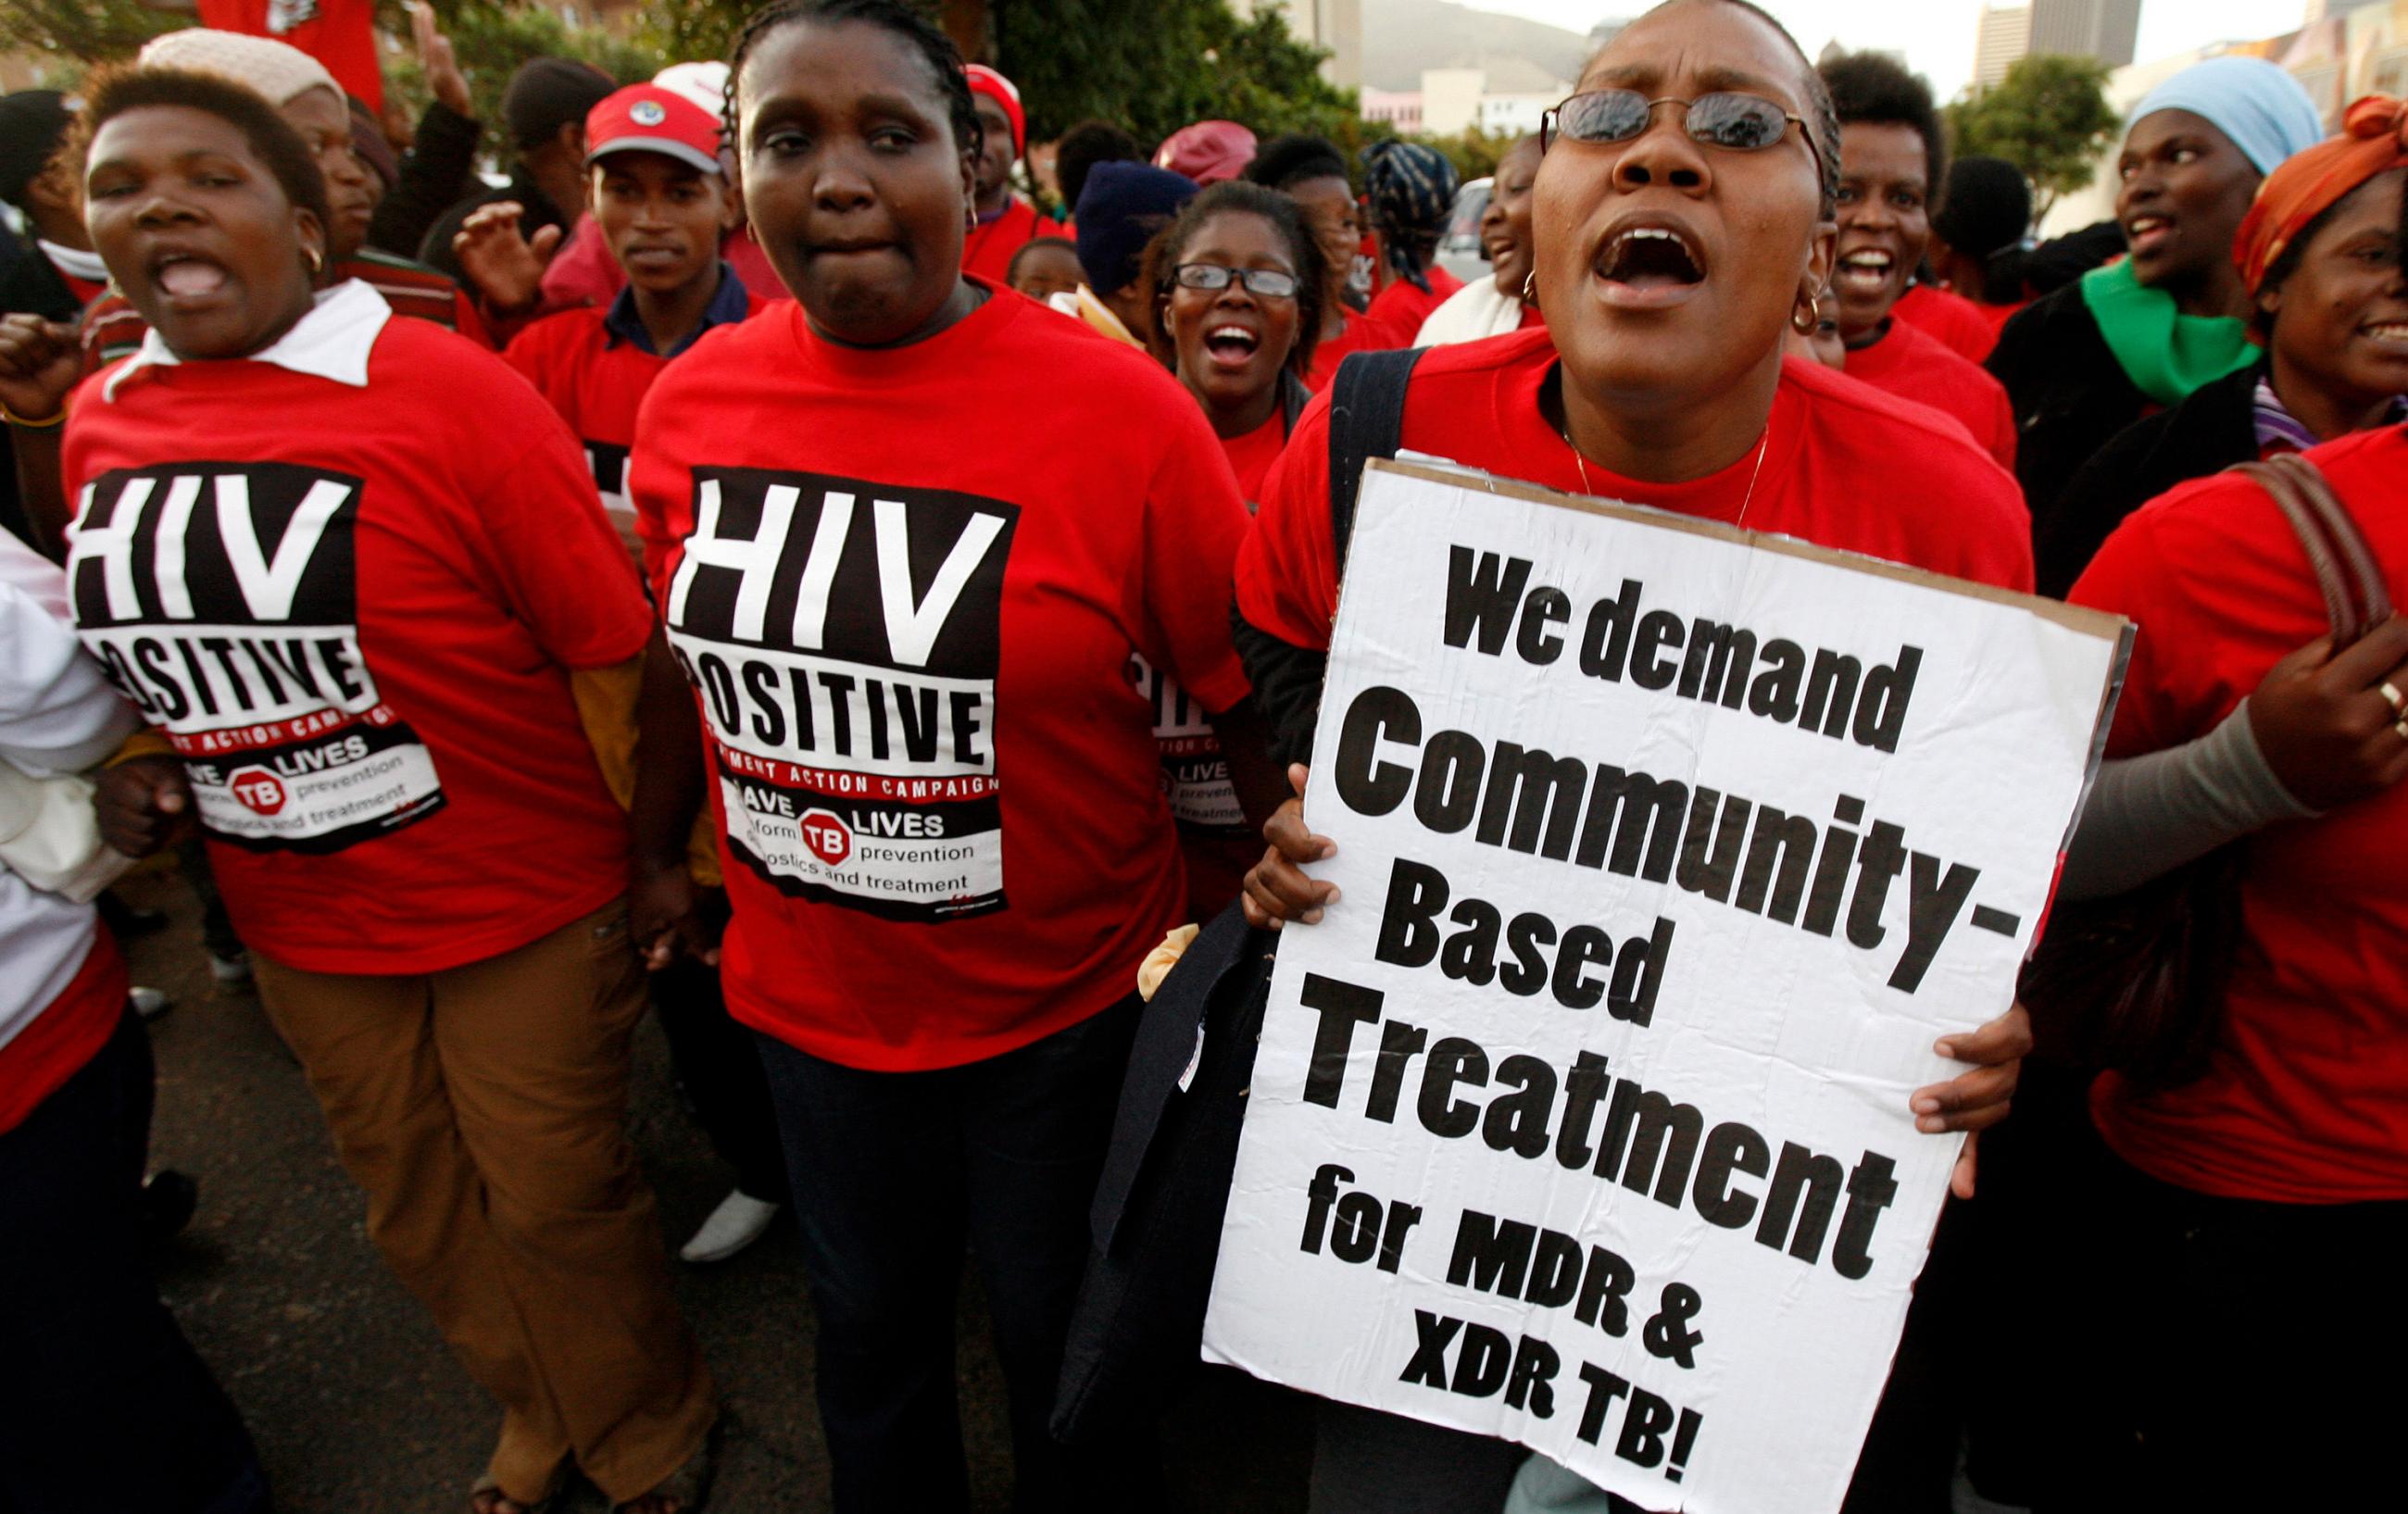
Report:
2395,716,2408,744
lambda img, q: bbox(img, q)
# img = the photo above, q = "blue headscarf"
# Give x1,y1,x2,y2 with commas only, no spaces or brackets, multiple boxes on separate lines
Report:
1072,162,1198,297
2128,56,2324,176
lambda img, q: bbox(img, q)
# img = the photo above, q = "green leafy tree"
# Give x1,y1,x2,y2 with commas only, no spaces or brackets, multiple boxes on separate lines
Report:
0,0,178,71
992,0,1353,145
387,2,663,142
1946,54,2121,220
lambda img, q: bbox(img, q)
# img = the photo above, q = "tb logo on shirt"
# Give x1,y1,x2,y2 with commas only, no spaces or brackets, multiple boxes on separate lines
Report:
663,466,1020,920
69,461,446,854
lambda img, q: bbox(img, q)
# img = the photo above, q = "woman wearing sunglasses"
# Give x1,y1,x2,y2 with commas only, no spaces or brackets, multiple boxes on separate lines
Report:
1233,4,2036,1509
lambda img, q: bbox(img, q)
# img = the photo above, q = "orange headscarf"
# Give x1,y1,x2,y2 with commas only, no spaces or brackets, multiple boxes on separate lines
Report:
2236,94,2408,294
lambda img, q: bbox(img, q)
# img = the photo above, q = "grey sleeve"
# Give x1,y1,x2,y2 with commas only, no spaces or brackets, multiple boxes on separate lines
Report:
2058,697,2317,900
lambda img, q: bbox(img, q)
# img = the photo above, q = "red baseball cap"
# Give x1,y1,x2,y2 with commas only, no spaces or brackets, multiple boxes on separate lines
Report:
584,83,724,176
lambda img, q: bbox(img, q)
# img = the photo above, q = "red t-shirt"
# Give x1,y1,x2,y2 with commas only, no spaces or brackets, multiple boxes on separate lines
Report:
962,199,1048,286
1305,307,1410,394
2069,423,2408,1203
196,0,383,111
63,299,652,974
630,283,1253,1070
1844,318,2019,471
504,285,768,560
1892,283,2000,363
1360,264,1465,348
1222,409,1289,506
0,928,126,1137
1238,328,2032,650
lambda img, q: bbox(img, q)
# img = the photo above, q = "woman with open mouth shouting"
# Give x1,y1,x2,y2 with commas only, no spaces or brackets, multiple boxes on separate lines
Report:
28,63,719,1514
1815,52,2017,471
1988,56,2324,543
1231,2,2036,1509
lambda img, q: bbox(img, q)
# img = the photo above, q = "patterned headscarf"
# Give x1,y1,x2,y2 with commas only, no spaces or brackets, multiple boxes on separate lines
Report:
2236,95,2408,294
1361,140,1459,293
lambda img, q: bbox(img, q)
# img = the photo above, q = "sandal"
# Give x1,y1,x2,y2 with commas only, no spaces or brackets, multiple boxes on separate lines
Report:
470,1472,558,1514
613,1420,721,1514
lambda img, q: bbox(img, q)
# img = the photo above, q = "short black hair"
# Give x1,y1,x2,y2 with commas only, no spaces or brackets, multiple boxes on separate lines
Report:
1142,179,1326,382
1819,51,1946,206
727,0,982,163
1005,233,1075,279
1245,132,1350,194
74,65,332,234
1054,119,1140,216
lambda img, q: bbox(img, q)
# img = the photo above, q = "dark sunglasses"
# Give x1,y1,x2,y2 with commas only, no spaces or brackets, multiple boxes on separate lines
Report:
1541,90,1823,182
1171,263,1300,300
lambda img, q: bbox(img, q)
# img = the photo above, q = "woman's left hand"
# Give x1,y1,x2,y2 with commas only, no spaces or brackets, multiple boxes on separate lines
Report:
1912,1001,2032,1200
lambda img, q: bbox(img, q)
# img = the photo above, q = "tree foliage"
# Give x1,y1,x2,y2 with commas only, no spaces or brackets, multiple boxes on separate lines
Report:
388,1,664,137
992,0,1355,145
0,0,178,72
1946,54,2121,218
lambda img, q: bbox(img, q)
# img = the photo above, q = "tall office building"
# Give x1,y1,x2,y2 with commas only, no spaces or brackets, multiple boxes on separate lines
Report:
1240,0,1363,89
1973,4,2032,90
2028,0,2143,69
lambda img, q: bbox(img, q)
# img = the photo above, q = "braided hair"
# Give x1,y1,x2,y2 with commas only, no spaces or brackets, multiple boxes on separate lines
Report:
724,0,982,163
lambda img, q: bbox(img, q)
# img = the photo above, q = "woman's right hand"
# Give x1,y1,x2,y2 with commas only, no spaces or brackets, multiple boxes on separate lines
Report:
0,314,82,423
1240,764,1341,930
2247,617,2408,811
94,756,194,858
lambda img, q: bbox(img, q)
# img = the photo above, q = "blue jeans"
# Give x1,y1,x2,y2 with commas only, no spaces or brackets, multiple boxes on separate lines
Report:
0,1010,269,1514
755,996,1153,1513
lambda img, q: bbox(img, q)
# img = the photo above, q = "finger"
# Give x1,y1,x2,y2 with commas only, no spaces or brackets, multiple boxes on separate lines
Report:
409,1,435,48
1911,1062,2019,1132
1262,803,1335,865
529,224,564,259
1256,856,1337,922
153,782,187,815
1933,1005,2033,1065
1240,869,1287,930
1950,1134,1978,1201
1287,762,1310,800
2319,617,2408,688
2261,634,2333,684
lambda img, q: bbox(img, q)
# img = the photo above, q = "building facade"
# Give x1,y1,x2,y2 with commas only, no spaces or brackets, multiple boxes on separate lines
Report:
2026,0,2143,69
1973,4,2033,90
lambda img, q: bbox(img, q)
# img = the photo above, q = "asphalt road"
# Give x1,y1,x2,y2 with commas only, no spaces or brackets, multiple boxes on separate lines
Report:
121,867,1313,1514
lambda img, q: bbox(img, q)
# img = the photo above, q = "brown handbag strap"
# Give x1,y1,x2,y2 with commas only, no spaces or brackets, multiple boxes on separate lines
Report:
2230,454,2391,646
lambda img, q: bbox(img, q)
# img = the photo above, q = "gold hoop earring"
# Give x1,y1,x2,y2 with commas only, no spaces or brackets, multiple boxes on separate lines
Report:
1521,270,1536,303
306,246,324,277
1790,293,1821,334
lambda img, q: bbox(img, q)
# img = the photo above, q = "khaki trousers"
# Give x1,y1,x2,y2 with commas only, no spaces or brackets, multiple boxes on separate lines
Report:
254,899,715,1504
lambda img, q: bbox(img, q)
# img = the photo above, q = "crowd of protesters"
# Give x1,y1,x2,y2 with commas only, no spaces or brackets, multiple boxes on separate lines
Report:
0,0,2402,1509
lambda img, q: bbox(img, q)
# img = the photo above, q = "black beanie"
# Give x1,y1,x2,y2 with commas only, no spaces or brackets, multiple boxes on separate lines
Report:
504,57,616,152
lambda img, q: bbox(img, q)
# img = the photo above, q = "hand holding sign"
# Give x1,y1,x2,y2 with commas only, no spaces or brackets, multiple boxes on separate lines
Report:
1203,460,2127,1514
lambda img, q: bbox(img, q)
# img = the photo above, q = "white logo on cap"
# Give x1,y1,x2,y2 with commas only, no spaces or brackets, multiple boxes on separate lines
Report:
631,100,667,127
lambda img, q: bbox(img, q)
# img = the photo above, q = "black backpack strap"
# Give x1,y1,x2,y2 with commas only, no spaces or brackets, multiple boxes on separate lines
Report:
1325,346,1426,564
1276,369,1311,438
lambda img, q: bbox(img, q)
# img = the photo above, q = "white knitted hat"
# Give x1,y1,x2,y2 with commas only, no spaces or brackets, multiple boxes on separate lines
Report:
138,28,340,106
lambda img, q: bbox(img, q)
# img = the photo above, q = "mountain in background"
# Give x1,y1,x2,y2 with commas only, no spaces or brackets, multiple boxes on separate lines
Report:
1359,0,1606,93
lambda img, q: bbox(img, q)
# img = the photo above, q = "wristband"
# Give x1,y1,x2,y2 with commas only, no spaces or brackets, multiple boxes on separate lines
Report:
0,401,65,429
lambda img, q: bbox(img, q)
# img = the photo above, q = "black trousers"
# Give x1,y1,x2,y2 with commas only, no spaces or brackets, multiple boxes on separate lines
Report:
2038,1143,2408,1510
0,1011,268,1514
755,998,1153,1514
651,959,786,1203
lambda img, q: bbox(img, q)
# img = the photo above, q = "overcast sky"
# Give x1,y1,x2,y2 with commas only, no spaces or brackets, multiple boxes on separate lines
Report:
1461,0,2312,100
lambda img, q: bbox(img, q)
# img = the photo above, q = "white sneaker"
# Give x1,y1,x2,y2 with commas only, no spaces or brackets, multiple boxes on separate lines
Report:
679,1189,780,1264
130,986,171,1020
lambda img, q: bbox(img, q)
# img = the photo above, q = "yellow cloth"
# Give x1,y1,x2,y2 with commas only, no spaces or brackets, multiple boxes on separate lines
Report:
1137,922,1201,1001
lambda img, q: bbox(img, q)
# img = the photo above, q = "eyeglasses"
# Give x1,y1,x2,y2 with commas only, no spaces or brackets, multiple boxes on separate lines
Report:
1171,263,1301,300
1541,90,1823,183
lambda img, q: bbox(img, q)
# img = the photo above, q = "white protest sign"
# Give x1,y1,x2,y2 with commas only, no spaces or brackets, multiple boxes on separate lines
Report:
1201,460,2127,1514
